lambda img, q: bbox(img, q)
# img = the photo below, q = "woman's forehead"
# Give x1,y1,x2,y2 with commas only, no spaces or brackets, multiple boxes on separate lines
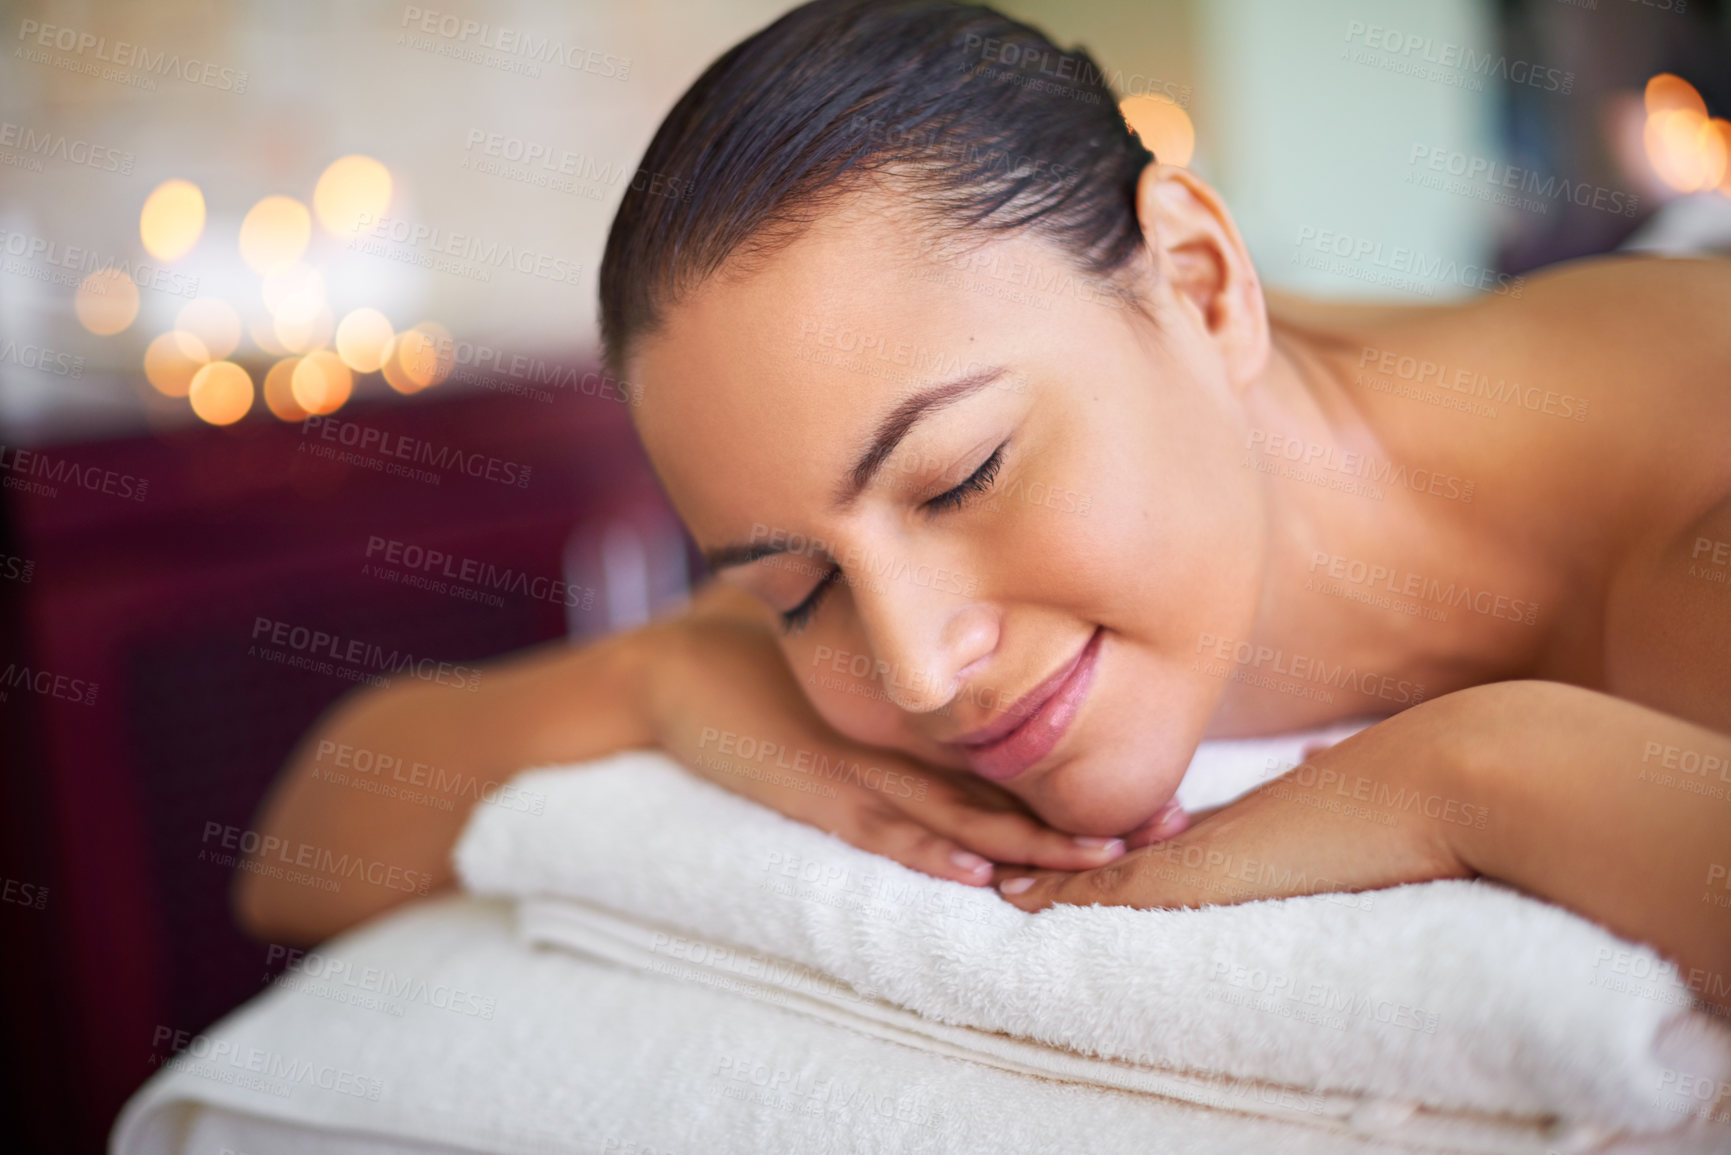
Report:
627,215,1058,535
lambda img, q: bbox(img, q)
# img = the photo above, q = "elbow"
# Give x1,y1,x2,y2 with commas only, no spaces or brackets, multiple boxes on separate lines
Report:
230,863,280,942
230,862,322,946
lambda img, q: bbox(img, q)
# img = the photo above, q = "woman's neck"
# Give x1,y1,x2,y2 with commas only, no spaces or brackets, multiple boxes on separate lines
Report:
1204,313,1545,735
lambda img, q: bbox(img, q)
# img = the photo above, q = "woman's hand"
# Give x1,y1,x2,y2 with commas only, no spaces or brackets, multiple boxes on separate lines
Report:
636,587,1130,886
995,696,1477,910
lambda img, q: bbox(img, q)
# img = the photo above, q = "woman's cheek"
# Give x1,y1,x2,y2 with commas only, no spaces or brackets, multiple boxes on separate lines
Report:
785,632,911,751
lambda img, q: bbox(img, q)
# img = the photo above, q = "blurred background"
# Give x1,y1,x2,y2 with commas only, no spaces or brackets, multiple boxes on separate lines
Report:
1,0,1727,1150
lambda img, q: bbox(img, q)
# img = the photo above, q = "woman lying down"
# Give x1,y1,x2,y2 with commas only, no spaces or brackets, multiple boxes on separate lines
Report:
238,0,1731,1013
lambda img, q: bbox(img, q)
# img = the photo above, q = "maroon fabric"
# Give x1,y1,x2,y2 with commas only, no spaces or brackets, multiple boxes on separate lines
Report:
0,375,683,1153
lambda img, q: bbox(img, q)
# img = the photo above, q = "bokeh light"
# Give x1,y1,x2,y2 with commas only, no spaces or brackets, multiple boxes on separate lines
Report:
139,179,206,261
261,263,326,315
238,195,312,275
1644,107,1728,193
263,357,309,421
1120,94,1195,167
143,331,211,397
334,307,394,373
176,299,242,360
314,155,393,236
291,349,353,414
1645,73,1707,118
250,317,289,357
276,303,335,354
188,361,254,425
380,321,452,394
403,321,454,389
74,268,140,335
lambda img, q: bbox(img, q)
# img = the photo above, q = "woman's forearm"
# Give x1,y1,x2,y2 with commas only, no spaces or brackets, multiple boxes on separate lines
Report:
234,628,653,945
1441,681,1731,1013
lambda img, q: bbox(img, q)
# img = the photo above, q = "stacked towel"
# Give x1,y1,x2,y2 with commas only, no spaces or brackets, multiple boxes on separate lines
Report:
456,744,1731,1151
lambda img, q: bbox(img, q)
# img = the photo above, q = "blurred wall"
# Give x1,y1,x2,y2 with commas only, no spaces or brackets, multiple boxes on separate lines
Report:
2,0,1503,447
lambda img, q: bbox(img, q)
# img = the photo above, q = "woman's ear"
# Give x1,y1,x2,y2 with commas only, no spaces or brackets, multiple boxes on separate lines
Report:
1134,163,1269,393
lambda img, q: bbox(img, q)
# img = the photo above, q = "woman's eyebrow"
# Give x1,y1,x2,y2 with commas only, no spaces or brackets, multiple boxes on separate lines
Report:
833,366,1007,509
702,365,1007,573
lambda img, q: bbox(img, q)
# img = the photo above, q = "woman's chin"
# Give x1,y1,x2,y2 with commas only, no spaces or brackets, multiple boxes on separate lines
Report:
1025,746,1191,839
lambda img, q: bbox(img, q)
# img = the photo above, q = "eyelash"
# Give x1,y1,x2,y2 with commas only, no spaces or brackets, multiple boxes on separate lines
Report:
778,441,1009,634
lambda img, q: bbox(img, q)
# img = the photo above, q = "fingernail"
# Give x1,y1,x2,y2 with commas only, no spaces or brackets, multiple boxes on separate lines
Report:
1073,836,1126,857
1151,803,1189,840
950,849,990,873
998,877,1035,895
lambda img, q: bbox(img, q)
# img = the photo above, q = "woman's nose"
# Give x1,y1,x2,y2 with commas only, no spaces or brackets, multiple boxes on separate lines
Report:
850,574,998,714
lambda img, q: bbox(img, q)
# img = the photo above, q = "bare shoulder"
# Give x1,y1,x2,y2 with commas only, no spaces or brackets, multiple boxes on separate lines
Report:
1476,254,1731,422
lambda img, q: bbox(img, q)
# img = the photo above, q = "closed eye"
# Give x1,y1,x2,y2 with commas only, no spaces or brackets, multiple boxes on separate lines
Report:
922,440,1007,514
781,440,1009,634
779,567,839,634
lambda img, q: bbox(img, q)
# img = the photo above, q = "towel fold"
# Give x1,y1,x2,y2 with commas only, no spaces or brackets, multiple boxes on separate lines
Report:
455,746,1731,1145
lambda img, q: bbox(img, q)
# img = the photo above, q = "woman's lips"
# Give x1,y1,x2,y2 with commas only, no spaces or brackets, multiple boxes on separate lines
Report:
951,627,1104,782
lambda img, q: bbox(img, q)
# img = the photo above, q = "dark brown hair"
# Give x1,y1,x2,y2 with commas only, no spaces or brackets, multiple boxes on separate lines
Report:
598,0,1156,373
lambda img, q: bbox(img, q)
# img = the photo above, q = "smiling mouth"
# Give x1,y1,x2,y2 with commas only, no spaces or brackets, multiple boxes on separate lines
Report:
949,627,1104,782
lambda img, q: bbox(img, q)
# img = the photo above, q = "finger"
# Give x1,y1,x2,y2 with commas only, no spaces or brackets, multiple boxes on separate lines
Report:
990,865,1090,912
844,810,997,887
1122,801,1190,850
911,801,1129,871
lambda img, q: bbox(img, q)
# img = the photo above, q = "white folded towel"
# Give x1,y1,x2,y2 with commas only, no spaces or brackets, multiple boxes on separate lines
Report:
455,742,1731,1148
